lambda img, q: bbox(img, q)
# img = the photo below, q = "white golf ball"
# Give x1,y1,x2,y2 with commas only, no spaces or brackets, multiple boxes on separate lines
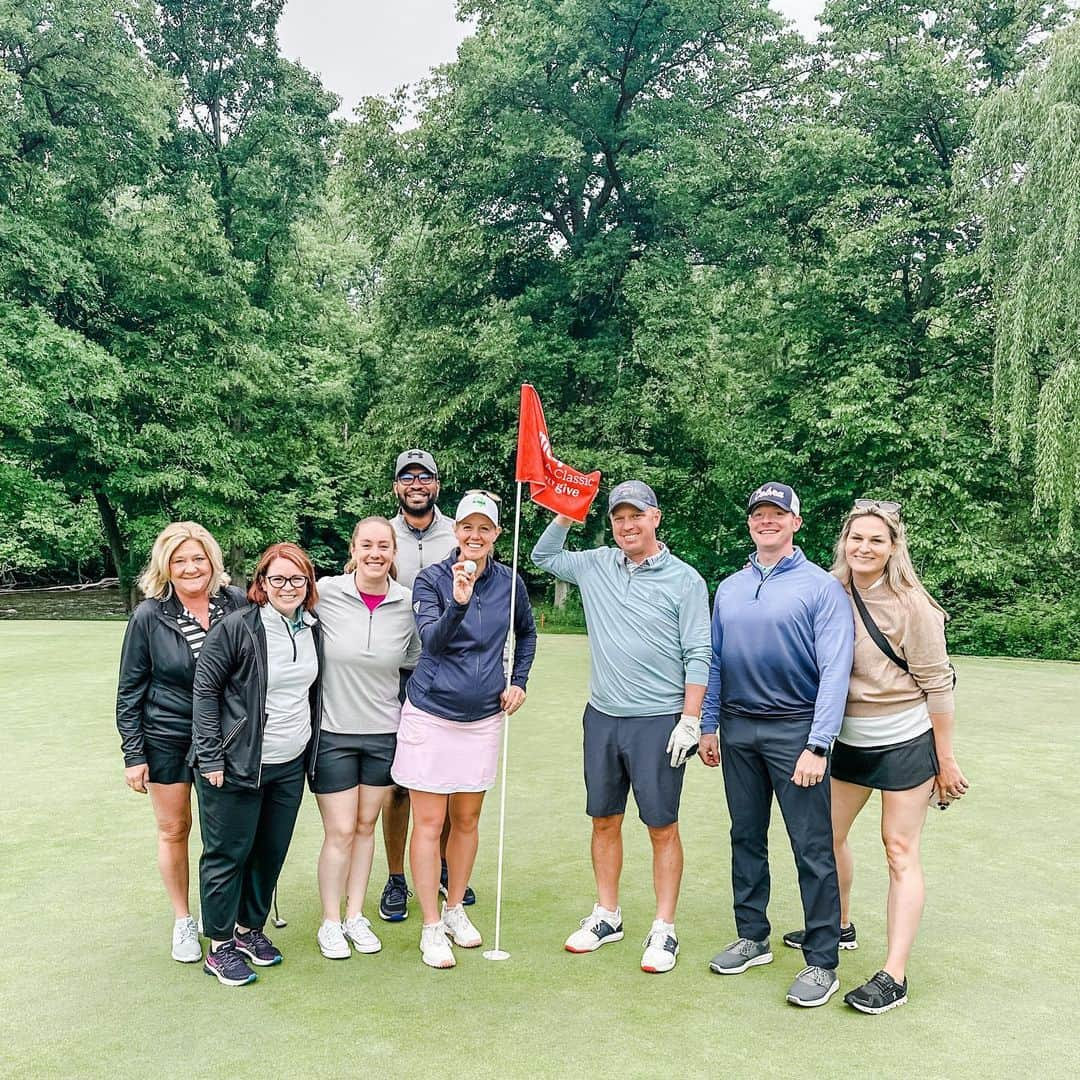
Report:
463,560,477,575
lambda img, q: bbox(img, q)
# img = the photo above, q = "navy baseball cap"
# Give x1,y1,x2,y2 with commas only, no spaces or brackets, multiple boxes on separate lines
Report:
748,482,800,515
608,480,659,513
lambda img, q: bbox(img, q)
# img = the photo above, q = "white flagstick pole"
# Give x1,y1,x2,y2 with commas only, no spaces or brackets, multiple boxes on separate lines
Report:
484,478,523,962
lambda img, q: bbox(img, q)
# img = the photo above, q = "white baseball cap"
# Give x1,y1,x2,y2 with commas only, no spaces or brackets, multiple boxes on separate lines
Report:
455,491,500,527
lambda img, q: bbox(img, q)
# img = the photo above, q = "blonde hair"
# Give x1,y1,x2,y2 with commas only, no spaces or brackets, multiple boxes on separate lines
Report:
831,508,947,618
344,516,398,579
138,521,230,600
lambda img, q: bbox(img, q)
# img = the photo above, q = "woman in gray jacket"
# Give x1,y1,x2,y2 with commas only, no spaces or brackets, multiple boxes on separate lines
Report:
311,517,421,960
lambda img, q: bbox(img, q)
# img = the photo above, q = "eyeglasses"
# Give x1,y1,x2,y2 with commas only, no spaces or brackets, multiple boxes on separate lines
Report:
464,488,502,504
396,472,437,486
265,575,309,589
853,499,901,515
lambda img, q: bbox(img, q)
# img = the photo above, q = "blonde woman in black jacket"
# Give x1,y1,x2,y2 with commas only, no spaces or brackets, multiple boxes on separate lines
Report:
192,542,323,987
115,521,246,964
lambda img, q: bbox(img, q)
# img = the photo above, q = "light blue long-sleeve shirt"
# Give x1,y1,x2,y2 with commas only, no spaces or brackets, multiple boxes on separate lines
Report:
701,548,854,747
531,521,711,716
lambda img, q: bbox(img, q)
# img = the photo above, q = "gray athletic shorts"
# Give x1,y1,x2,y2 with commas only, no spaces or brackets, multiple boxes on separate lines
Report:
582,704,685,827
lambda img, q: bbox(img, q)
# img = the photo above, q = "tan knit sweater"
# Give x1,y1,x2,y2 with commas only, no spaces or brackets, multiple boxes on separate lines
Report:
844,579,955,718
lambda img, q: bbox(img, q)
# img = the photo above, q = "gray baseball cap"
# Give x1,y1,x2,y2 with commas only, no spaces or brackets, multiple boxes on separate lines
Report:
394,449,438,479
608,480,659,513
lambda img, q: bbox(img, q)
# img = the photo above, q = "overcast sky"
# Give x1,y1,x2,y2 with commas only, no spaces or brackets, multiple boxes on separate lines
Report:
279,1,825,117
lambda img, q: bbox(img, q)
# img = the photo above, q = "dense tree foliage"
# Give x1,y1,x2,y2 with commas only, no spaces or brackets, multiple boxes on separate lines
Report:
1,0,1078,651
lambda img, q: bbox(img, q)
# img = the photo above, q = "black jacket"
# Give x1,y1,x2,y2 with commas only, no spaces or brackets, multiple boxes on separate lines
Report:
190,604,323,789
116,585,248,766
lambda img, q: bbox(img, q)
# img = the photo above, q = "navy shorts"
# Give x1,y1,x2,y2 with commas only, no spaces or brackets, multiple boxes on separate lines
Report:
310,731,397,794
145,740,193,785
582,704,685,827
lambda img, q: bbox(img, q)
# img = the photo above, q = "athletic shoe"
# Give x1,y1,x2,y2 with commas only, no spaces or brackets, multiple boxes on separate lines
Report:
783,923,858,950
203,940,257,986
564,904,624,953
786,965,840,1007
439,860,477,906
708,937,773,974
640,920,679,974
343,914,382,954
233,928,282,967
441,901,482,948
844,970,908,1014
379,874,411,922
420,922,455,968
172,915,201,963
317,919,351,960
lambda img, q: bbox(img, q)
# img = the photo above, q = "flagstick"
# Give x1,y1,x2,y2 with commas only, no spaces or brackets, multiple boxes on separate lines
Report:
484,478,522,963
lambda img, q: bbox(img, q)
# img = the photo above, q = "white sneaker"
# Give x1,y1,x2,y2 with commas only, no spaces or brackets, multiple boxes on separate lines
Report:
641,919,679,973
343,913,382,954
317,919,351,960
420,922,456,968
564,904,624,953
441,901,482,948
171,915,201,963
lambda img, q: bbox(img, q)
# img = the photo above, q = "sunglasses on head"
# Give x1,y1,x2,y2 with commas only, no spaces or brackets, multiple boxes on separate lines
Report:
853,499,901,516
464,488,502,504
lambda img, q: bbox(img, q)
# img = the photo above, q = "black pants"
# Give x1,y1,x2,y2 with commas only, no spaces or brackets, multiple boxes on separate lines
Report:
196,755,305,942
720,714,840,970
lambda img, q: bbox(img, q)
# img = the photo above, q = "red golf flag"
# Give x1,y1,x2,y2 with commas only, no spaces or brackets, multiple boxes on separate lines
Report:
515,384,601,522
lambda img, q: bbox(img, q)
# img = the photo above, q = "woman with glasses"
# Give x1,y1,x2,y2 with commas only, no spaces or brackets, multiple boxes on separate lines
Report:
392,490,537,969
191,543,323,987
310,516,421,960
116,522,248,963
783,501,969,1014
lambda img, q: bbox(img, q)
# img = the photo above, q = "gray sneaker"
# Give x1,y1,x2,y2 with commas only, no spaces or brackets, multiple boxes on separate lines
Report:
708,937,773,974
786,965,840,1007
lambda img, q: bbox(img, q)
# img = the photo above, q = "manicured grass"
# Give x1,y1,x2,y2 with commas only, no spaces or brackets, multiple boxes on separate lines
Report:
3,624,1078,1078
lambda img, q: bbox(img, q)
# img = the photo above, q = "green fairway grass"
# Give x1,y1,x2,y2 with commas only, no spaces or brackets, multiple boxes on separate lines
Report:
3,624,1078,1078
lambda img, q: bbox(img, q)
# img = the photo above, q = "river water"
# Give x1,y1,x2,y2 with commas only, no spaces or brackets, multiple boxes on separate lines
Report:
0,588,128,620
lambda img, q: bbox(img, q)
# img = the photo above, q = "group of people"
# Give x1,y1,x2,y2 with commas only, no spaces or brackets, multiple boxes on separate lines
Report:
117,450,967,1013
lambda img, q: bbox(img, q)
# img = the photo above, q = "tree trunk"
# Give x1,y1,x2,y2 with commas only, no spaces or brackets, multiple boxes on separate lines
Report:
554,578,569,610
92,488,137,612
228,543,248,589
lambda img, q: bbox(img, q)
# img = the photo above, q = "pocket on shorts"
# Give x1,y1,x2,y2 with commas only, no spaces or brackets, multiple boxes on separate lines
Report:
395,711,427,746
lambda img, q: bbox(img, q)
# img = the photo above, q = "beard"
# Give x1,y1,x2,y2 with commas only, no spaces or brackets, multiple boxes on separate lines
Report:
398,489,437,518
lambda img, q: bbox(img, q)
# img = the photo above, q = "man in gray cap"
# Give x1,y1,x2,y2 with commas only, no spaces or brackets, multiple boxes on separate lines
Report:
532,480,711,974
378,449,459,922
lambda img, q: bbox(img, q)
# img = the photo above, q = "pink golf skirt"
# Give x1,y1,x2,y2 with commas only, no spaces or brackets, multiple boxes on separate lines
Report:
391,698,504,794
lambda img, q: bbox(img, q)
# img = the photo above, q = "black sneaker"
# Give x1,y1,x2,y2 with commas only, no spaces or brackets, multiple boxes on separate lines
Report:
233,928,282,967
783,923,857,950
439,860,476,906
844,970,908,1014
204,940,257,986
379,874,411,922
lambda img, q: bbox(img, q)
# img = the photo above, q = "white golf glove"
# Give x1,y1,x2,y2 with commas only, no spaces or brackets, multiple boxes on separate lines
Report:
666,714,701,768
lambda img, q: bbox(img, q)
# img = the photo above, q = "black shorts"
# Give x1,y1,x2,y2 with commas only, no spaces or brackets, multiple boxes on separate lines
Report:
582,704,685,827
144,740,193,785
310,730,397,794
831,730,939,791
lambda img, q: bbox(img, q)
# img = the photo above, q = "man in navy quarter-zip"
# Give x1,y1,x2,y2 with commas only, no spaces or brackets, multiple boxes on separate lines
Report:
700,483,854,1008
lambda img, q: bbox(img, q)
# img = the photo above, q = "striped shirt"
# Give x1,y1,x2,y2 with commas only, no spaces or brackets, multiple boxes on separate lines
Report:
176,599,225,659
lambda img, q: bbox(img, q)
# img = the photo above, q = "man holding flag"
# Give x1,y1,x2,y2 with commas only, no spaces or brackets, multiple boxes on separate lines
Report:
530,467,711,974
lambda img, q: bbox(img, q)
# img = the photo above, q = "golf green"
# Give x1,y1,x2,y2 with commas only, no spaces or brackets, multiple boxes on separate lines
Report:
2,624,1077,1078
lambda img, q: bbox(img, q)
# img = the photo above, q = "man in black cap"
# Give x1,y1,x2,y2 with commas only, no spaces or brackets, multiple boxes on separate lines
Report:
378,449,460,922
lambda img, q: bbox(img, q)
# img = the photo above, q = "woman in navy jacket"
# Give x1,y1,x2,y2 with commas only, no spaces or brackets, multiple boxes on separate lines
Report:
392,491,537,968
116,521,246,964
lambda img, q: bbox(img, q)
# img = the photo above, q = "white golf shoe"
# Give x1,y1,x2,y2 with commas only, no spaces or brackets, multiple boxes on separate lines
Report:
420,922,456,968
640,919,679,973
171,915,201,963
343,913,382,954
564,904,624,953
441,901,482,948
317,919,351,960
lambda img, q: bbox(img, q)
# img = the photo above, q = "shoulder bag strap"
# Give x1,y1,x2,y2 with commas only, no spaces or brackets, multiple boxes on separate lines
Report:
850,582,909,673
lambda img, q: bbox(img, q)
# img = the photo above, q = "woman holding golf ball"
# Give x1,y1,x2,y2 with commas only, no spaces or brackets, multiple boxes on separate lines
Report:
392,490,537,969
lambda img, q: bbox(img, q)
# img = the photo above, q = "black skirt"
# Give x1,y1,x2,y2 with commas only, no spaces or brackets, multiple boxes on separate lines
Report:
831,729,939,791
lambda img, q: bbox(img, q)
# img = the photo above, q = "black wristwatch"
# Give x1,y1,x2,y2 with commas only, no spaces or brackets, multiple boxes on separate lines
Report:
806,744,827,757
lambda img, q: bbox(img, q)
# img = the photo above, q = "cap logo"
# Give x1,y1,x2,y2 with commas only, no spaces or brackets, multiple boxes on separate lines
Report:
754,486,785,501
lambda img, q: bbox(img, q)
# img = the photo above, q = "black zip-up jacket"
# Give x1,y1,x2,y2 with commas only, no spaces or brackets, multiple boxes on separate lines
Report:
190,604,323,789
116,585,248,766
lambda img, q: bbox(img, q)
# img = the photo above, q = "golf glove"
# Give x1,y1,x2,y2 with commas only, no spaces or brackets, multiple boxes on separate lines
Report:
666,714,701,768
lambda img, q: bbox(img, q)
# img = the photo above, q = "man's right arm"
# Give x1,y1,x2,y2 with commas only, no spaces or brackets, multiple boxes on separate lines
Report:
530,516,585,584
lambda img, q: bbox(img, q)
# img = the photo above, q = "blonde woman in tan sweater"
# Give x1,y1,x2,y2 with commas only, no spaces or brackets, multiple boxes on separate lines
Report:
783,500,968,1015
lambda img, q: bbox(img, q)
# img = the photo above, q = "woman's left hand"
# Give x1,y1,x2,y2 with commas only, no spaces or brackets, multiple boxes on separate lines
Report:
500,686,526,715
935,757,969,803
451,561,475,605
